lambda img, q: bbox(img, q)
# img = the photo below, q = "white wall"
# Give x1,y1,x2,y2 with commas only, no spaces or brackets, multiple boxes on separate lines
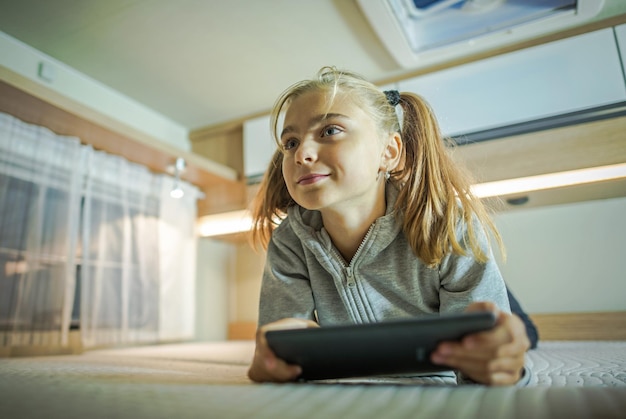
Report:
494,196,626,314
195,239,265,339
194,238,235,341
234,243,265,324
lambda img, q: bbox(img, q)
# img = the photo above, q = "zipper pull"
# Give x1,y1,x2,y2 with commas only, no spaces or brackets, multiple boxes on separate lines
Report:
346,266,355,287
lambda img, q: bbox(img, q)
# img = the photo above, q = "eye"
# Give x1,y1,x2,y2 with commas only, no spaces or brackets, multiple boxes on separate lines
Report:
282,138,298,151
321,125,342,137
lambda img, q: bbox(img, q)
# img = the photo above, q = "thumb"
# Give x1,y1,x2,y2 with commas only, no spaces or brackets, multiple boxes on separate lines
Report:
262,318,319,332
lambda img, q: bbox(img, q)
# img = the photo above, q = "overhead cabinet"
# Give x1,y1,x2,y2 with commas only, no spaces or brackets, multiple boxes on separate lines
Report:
397,28,626,139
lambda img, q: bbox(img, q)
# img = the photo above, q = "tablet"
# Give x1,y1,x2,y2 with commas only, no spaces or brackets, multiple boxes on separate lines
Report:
265,311,497,380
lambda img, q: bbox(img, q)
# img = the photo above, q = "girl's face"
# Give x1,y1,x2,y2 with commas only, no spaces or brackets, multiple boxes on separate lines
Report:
280,89,389,215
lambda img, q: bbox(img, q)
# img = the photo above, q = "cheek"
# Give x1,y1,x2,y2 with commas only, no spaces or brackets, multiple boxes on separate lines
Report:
349,142,384,171
281,155,291,174
281,157,295,186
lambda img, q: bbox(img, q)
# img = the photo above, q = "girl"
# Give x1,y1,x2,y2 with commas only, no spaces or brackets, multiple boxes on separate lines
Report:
247,66,530,385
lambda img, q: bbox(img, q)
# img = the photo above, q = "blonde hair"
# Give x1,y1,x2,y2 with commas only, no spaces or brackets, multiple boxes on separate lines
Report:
250,66,503,267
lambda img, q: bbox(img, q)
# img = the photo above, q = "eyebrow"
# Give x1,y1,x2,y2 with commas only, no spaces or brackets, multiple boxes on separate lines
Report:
280,113,349,139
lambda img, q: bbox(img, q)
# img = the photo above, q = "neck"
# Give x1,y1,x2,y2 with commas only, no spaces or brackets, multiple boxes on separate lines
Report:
321,189,387,263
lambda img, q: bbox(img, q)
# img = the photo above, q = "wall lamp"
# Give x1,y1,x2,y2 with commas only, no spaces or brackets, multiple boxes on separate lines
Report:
170,157,186,199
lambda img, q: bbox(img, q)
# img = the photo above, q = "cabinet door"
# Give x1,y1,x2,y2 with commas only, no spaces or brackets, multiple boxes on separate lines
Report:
243,115,275,181
398,28,626,137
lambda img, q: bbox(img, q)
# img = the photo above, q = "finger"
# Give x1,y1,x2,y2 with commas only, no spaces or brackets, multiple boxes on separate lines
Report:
434,318,511,362
256,318,318,363
464,307,530,350
452,354,525,386
464,368,521,386
262,355,303,382
259,318,318,366
487,353,526,375
262,318,319,332
436,341,527,385
436,344,524,370
248,356,302,382
431,342,493,369
248,318,318,383
495,336,530,359
507,314,532,352
442,330,527,366
489,371,523,386
466,360,524,385
432,329,526,375
248,341,302,382
461,329,509,351
471,312,530,356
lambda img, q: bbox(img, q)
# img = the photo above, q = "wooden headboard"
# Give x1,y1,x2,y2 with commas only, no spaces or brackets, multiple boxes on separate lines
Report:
529,311,626,341
228,311,626,341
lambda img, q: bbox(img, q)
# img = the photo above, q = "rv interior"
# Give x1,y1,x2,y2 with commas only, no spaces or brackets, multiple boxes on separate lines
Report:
0,1,625,418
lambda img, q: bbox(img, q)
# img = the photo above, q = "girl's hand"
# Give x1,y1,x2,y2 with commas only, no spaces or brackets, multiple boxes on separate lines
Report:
247,318,319,383
430,301,530,385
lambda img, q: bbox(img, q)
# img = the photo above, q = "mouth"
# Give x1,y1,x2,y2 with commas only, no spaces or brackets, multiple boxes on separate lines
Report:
297,173,329,185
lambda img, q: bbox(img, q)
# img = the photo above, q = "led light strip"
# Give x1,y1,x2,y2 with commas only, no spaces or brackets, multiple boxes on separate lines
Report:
197,163,626,237
470,163,626,198
197,209,252,237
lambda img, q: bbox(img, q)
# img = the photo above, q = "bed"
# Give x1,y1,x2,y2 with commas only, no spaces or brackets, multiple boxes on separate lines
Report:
1,339,624,419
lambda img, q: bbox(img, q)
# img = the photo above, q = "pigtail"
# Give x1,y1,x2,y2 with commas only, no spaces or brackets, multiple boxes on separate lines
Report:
394,92,503,267
249,150,293,249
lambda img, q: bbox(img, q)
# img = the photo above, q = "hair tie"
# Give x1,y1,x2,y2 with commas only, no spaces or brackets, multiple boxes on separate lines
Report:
384,90,401,107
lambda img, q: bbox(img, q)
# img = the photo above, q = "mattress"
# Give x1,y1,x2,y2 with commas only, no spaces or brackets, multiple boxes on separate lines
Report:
0,340,624,419
526,341,626,386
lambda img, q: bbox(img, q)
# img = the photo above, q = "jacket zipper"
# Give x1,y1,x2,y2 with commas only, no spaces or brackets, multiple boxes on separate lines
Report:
331,222,376,287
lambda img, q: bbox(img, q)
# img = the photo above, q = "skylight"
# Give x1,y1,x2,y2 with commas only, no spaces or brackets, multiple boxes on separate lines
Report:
391,0,577,53
357,0,605,68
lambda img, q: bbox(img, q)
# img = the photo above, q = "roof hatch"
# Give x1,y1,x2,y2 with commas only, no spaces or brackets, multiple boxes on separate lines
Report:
357,0,605,68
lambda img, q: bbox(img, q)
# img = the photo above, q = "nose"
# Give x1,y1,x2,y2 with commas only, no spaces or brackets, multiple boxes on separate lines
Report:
294,139,317,165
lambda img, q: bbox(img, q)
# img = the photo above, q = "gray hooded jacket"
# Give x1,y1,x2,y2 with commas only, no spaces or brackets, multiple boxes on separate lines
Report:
258,185,511,327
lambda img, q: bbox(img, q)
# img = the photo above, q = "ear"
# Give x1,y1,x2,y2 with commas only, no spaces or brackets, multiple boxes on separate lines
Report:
380,132,402,171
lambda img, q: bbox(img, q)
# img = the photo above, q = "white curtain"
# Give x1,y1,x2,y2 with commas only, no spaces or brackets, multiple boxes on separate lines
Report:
0,112,199,349
158,176,198,342
0,113,85,346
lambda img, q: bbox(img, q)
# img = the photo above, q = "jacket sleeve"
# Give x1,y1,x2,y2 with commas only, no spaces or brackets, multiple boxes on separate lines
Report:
437,216,511,314
257,224,317,327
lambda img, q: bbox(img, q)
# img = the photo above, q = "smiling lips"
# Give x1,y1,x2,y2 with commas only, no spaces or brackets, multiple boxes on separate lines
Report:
297,173,329,185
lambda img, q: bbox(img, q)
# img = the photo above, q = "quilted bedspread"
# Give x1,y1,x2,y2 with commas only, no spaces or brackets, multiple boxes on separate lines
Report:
0,340,624,418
